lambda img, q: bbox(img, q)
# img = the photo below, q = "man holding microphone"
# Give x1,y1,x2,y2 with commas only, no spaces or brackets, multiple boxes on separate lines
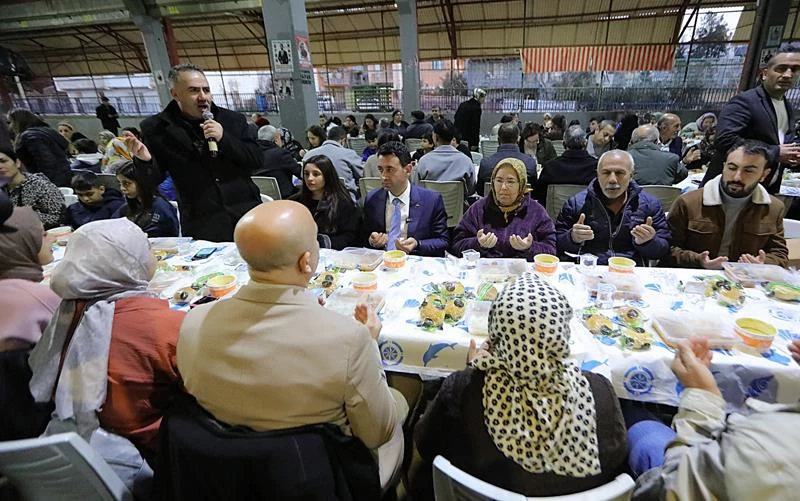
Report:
125,63,262,241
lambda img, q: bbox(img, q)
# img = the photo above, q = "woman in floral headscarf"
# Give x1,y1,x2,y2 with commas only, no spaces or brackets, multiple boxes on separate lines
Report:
412,275,627,498
451,157,555,260
680,112,716,139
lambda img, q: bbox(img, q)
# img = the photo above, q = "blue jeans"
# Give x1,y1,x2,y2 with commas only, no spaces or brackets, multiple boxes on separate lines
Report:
623,405,677,477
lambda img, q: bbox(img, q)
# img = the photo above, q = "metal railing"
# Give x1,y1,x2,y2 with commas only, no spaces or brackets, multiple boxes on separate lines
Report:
17,85,800,117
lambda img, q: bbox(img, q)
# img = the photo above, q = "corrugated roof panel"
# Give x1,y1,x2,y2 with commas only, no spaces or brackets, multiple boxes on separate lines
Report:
732,10,755,42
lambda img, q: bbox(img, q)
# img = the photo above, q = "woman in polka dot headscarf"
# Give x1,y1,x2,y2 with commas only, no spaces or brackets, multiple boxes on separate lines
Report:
412,274,627,498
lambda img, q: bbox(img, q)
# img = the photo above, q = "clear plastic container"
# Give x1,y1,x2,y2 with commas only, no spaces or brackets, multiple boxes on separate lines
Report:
651,311,739,349
722,262,793,288
476,258,528,282
325,289,386,317
334,247,385,271
466,300,493,336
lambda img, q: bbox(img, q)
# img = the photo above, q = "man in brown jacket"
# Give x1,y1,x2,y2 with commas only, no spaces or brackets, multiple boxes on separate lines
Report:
663,139,788,268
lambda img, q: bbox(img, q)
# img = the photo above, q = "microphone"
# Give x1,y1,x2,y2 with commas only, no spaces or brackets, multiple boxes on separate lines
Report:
201,109,218,157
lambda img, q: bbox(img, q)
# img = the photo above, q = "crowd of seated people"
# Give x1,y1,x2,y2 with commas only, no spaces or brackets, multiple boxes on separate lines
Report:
4,58,800,501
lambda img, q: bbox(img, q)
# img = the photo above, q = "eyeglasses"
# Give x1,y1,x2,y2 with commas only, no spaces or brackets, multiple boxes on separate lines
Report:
493,178,519,187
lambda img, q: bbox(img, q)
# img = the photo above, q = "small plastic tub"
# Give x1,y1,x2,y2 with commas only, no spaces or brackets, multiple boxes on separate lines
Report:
533,254,559,274
734,318,777,352
608,256,636,274
462,249,480,268
383,250,407,269
47,226,73,246
352,272,378,291
206,274,237,297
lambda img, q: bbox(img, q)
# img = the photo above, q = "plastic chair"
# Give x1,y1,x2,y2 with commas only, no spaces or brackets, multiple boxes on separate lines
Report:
252,176,282,200
169,200,182,237
58,187,74,196
480,139,499,157
432,456,634,501
784,218,800,239
348,137,368,157
545,184,585,221
641,185,682,213
552,140,565,157
64,194,79,206
358,176,383,207
420,180,465,227
405,138,423,152
0,432,133,501
96,173,121,191
471,151,483,166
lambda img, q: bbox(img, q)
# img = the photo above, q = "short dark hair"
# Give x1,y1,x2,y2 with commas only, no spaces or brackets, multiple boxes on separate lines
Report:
73,138,98,154
377,141,412,167
71,171,102,191
521,122,543,139
346,114,356,123
590,116,604,123
764,44,800,66
500,114,514,124
327,126,347,141
433,119,456,144
364,129,378,141
421,132,433,143
100,96,110,102
306,125,326,143
121,126,141,139
569,119,581,127
726,139,775,168
168,63,205,87
377,130,402,147
411,110,425,120
498,123,520,144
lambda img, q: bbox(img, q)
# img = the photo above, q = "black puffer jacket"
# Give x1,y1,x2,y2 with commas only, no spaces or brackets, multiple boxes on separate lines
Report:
139,101,263,242
15,127,72,187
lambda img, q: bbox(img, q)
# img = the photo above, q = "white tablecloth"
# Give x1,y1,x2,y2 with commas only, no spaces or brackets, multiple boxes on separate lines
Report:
675,172,800,197
49,241,800,410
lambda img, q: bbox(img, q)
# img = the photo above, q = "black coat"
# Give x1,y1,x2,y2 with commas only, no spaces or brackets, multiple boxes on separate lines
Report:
404,120,433,140
533,149,598,206
703,85,794,193
454,97,482,149
95,103,120,132
15,127,72,187
254,140,301,199
139,101,263,242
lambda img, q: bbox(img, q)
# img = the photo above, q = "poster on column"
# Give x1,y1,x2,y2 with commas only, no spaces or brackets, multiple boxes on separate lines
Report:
296,35,312,69
271,40,293,73
276,78,294,100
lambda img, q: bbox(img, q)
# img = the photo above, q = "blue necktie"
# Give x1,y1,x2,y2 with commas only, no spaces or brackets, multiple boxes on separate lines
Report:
387,197,402,250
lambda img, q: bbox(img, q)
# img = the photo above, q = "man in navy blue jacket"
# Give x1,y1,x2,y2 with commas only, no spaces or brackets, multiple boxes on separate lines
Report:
555,150,670,265
702,47,800,194
362,142,449,257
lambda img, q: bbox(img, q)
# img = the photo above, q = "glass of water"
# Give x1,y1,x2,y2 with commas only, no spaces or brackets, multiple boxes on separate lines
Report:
596,283,616,309
579,253,597,274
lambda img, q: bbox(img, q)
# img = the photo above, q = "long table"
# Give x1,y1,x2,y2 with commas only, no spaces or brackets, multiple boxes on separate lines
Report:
49,241,800,411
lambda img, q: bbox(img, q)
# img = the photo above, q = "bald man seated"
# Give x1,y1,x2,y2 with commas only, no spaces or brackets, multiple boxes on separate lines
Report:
176,200,407,489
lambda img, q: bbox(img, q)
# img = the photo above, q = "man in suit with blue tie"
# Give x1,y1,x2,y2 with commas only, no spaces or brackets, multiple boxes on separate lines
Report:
702,46,800,194
362,141,449,256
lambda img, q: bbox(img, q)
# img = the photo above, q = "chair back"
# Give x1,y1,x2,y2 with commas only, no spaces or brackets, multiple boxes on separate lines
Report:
640,185,682,213
471,151,483,165
251,176,282,200
784,218,800,239
420,180,465,227
348,137,368,157
479,139,499,157
545,184,585,221
64,194,79,206
405,138,423,152
156,393,380,501
0,432,132,501
359,177,383,197
58,187,74,196
97,173,120,191
432,456,634,501
552,139,565,157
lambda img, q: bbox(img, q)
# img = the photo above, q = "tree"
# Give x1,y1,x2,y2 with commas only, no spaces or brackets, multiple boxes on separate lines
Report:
691,12,730,59
439,71,467,95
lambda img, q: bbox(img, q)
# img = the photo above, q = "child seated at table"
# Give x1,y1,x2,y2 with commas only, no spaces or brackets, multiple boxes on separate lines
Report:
67,171,125,229
361,129,378,162
112,161,179,238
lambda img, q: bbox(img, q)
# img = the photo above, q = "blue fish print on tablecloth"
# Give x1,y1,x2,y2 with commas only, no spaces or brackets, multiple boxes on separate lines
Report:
581,359,608,372
778,329,800,342
670,301,683,311
644,283,662,293
762,349,791,366
597,335,617,346
422,342,457,366
403,299,421,308
559,273,574,285
391,279,409,288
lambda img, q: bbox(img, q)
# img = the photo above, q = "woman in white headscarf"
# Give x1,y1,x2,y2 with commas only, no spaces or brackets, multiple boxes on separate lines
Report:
412,274,627,498
29,218,184,471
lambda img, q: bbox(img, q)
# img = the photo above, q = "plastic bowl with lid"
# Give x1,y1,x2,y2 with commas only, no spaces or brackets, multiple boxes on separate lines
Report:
608,256,636,273
734,318,777,352
47,226,73,245
533,254,559,274
352,272,378,291
383,250,407,269
206,274,237,298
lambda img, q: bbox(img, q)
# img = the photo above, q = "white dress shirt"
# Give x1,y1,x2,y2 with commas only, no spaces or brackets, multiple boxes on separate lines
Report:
384,182,411,240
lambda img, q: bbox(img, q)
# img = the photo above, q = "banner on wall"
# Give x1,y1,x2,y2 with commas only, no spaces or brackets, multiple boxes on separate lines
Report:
519,45,676,73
